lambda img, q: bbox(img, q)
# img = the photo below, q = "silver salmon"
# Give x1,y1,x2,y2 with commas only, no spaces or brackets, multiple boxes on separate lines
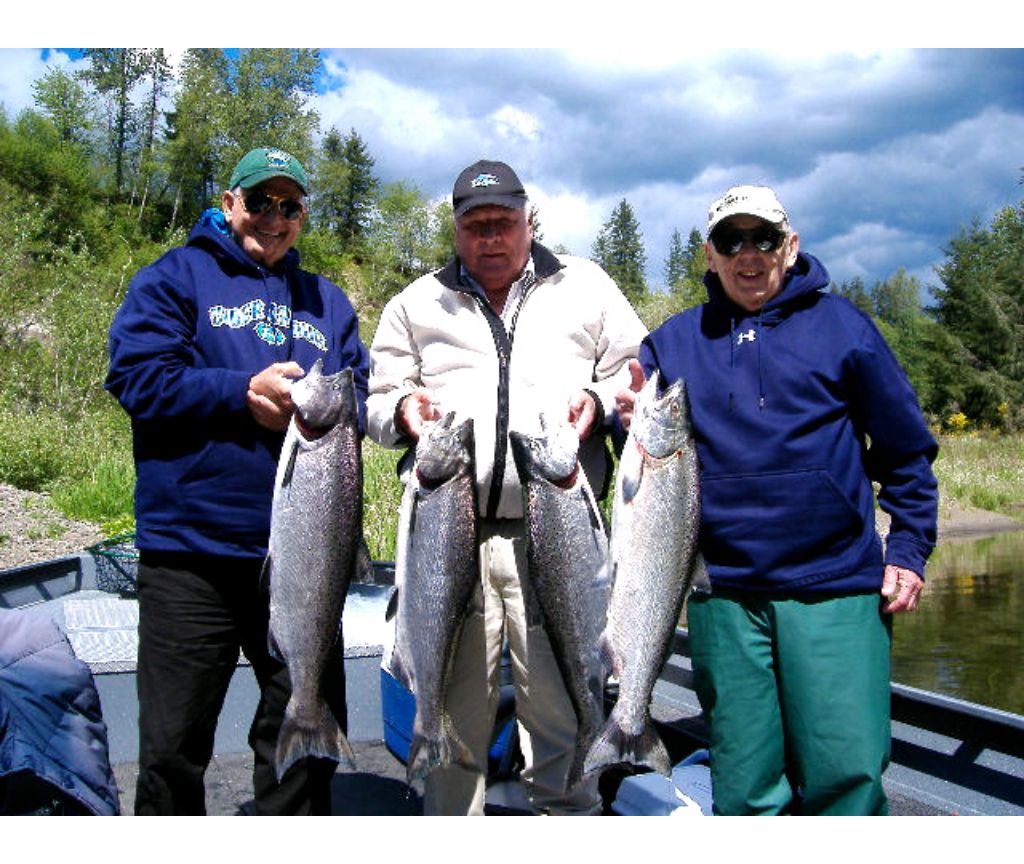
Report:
509,417,610,793
585,371,703,778
267,359,361,780
389,413,480,785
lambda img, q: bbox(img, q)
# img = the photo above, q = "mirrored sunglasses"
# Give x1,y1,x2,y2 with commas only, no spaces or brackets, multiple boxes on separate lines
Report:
241,191,305,221
710,225,785,256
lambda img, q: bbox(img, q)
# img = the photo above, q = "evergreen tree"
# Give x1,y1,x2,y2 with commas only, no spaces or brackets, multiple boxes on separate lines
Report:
834,276,873,315
680,227,708,307
664,228,686,292
929,195,1024,425
592,198,647,302
660,227,706,307
312,127,378,255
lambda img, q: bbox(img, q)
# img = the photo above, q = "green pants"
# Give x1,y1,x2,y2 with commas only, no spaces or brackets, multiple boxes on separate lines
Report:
688,590,892,815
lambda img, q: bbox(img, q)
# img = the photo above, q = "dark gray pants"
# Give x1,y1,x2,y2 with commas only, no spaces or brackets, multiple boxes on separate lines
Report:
134,552,345,815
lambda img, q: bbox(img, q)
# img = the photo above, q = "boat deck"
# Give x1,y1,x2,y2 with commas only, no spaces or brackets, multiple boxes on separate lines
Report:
4,552,1024,815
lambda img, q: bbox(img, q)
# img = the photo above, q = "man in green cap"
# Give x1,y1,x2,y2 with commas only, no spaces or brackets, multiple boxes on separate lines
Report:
106,146,369,815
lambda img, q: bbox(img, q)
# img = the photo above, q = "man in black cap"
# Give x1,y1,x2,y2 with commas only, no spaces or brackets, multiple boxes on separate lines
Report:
367,159,646,815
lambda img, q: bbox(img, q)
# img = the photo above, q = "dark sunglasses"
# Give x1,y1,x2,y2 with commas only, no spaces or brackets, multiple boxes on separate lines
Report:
710,225,786,256
241,191,305,221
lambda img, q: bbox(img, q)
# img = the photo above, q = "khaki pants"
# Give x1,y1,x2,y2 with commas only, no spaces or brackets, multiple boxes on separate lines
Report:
423,519,602,815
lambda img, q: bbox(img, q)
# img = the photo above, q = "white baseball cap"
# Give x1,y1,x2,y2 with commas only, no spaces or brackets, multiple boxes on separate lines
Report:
707,185,789,237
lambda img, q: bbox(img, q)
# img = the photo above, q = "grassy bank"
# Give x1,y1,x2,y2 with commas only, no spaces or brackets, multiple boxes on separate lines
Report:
2,416,1022,563
931,433,1024,519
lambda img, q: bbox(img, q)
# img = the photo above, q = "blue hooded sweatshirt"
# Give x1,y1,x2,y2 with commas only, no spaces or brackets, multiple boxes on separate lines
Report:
106,210,369,559
640,252,938,595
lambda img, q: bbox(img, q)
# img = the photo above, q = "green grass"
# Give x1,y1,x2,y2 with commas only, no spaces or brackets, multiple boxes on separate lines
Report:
933,433,1024,518
362,439,404,561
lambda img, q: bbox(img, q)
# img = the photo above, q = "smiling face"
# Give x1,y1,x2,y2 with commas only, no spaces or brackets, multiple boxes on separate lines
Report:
222,176,306,268
705,215,799,313
454,204,533,296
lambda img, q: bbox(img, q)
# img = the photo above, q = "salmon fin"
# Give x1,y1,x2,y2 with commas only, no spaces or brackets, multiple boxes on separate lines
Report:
275,701,356,781
406,712,478,786
385,585,399,622
619,445,645,504
353,534,375,583
583,715,671,779
281,438,299,488
688,552,712,595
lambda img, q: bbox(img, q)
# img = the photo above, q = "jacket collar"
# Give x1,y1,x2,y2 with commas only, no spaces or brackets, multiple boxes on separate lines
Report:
435,240,564,292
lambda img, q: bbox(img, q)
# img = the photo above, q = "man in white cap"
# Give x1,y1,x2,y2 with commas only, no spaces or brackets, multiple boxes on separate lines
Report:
615,185,938,814
367,159,647,814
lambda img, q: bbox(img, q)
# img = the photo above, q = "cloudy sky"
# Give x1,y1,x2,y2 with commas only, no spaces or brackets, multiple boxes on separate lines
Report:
3,14,1022,297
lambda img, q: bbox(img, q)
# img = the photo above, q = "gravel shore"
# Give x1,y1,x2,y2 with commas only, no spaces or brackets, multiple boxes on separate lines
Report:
0,483,105,571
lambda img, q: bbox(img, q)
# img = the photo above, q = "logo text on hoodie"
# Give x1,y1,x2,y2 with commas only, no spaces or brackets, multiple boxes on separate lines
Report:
208,300,328,351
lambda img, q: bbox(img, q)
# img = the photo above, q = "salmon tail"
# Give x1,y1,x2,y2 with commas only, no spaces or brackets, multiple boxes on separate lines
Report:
405,714,478,786
583,716,671,778
565,741,592,793
275,702,356,782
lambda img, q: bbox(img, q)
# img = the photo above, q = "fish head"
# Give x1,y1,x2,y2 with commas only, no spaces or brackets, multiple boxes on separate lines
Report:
292,360,355,431
510,417,580,487
632,371,692,459
415,413,474,487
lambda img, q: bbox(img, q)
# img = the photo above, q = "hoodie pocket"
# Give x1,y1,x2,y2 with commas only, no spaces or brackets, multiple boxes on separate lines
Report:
701,469,863,577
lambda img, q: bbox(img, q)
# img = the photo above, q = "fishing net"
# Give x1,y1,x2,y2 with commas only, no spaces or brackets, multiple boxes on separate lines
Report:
87,533,138,597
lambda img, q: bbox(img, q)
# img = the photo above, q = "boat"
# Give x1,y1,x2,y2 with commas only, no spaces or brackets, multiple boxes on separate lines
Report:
2,542,1022,816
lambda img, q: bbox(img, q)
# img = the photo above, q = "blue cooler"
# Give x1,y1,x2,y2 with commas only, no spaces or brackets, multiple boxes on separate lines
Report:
380,661,520,781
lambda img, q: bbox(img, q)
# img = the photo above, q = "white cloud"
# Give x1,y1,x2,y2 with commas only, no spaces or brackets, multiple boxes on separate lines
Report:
0,48,83,117
492,106,541,143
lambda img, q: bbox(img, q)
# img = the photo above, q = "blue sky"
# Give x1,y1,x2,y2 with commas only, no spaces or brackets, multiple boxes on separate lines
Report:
3,10,1022,298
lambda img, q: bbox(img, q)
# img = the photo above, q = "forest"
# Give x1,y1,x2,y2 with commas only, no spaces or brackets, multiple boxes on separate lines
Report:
1,48,1022,554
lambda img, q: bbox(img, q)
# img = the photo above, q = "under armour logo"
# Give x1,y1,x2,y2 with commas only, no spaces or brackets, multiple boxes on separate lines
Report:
737,329,757,345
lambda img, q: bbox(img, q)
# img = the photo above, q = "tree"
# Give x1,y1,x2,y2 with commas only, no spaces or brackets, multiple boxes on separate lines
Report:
592,198,647,303
133,49,174,221
80,48,147,195
165,49,231,227
222,49,321,169
32,66,94,146
365,181,438,304
834,276,873,315
312,127,378,255
872,268,922,332
664,228,686,291
928,196,1024,426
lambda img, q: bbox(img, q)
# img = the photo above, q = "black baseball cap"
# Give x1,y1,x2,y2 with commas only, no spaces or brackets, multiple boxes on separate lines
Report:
452,159,527,218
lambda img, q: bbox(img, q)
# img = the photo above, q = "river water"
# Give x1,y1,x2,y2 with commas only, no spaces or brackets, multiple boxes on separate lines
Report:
890,528,1024,716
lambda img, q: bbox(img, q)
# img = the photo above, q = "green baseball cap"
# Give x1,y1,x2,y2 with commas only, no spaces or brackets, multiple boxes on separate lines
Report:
228,147,308,194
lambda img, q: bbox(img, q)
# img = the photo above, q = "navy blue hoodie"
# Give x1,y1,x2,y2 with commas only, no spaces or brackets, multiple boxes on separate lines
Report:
640,252,938,595
106,211,369,558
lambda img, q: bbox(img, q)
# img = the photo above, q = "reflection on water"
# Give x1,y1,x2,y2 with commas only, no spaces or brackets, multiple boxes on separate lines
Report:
890,528,1024,716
